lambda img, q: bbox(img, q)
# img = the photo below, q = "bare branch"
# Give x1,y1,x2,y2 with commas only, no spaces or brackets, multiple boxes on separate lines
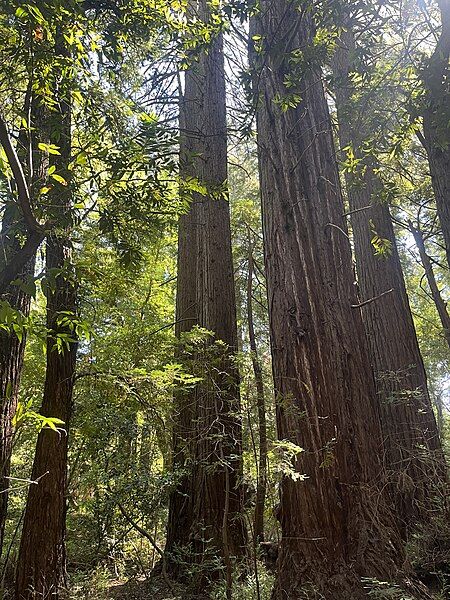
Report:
352,288,394,309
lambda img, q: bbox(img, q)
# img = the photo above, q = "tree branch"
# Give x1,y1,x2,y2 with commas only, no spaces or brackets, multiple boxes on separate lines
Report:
351,288,394,308
0,229,44,294
0,112,42,233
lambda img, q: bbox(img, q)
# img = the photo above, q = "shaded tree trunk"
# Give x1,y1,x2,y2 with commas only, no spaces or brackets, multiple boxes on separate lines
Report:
332,27,443,535
247,239,267,544
435,392,444,434
0,261,34,555
0,97,47,554
419,0,450,269
15,49,77,599
165,0,246,588
410,222,450,351
252,2,417,597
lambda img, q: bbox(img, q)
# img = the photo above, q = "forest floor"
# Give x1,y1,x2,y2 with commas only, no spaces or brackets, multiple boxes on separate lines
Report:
108,577,185,600
68,574,201,600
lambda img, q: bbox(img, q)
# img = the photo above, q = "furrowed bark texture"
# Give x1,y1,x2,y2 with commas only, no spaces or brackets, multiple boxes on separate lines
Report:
253,2,409,598
165,0,246,585
164,106,199,561
15,55,77,600
420,0,450,269
333,29,443,535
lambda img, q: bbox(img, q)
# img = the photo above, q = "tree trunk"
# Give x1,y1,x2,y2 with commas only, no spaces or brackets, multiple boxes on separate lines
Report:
420,0,450,270
0,97,47,554
164,117,199,564
435,392,444,435
15,50,77,599
0,260,34,555
332,27,443,536
410,222,450,351
247,239,267,544
165,0,246,588
252,2,415,597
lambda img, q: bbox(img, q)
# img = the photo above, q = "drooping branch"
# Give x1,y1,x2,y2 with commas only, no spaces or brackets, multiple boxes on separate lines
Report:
409,221,450,350
0,113,48,294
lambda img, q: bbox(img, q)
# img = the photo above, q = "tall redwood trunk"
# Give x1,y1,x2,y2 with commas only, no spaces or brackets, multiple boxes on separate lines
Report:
420,0,450,269
165,0,246,587
15,51,77,599
333,28,443,534
252,2,412,597
164,101,199,562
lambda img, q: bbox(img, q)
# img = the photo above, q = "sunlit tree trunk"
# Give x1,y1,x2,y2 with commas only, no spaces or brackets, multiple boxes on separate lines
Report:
333,27,443,536
165,0,246,589
15,46,77,599
252,2,415,597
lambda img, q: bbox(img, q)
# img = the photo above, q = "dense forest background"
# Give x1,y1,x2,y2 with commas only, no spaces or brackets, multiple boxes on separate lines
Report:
0,0,449,598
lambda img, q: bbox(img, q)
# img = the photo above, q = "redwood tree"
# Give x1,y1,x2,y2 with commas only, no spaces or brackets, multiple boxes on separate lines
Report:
165,0,246,587
252,1,414,597
15,50,77,599
332,26,443,534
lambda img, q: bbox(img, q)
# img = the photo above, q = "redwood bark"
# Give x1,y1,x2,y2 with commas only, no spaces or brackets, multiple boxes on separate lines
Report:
164,101,199,562
253,2,410,597
333,28,443,534
15,55,77,599
165,0,246,586
420,0,450,269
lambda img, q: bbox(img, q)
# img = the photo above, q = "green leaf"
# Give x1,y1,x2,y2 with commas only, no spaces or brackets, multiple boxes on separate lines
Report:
38,143,61,155
50,173,67,185
15,7,28,18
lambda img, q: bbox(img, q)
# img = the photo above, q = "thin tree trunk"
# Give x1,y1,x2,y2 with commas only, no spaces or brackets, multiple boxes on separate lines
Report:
15,44,77,599
252,2,419,597
247,238,267,544
410,222,450,351
332,27,443,535
165,0,246,588
419,0,450,269
435,392,444,435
